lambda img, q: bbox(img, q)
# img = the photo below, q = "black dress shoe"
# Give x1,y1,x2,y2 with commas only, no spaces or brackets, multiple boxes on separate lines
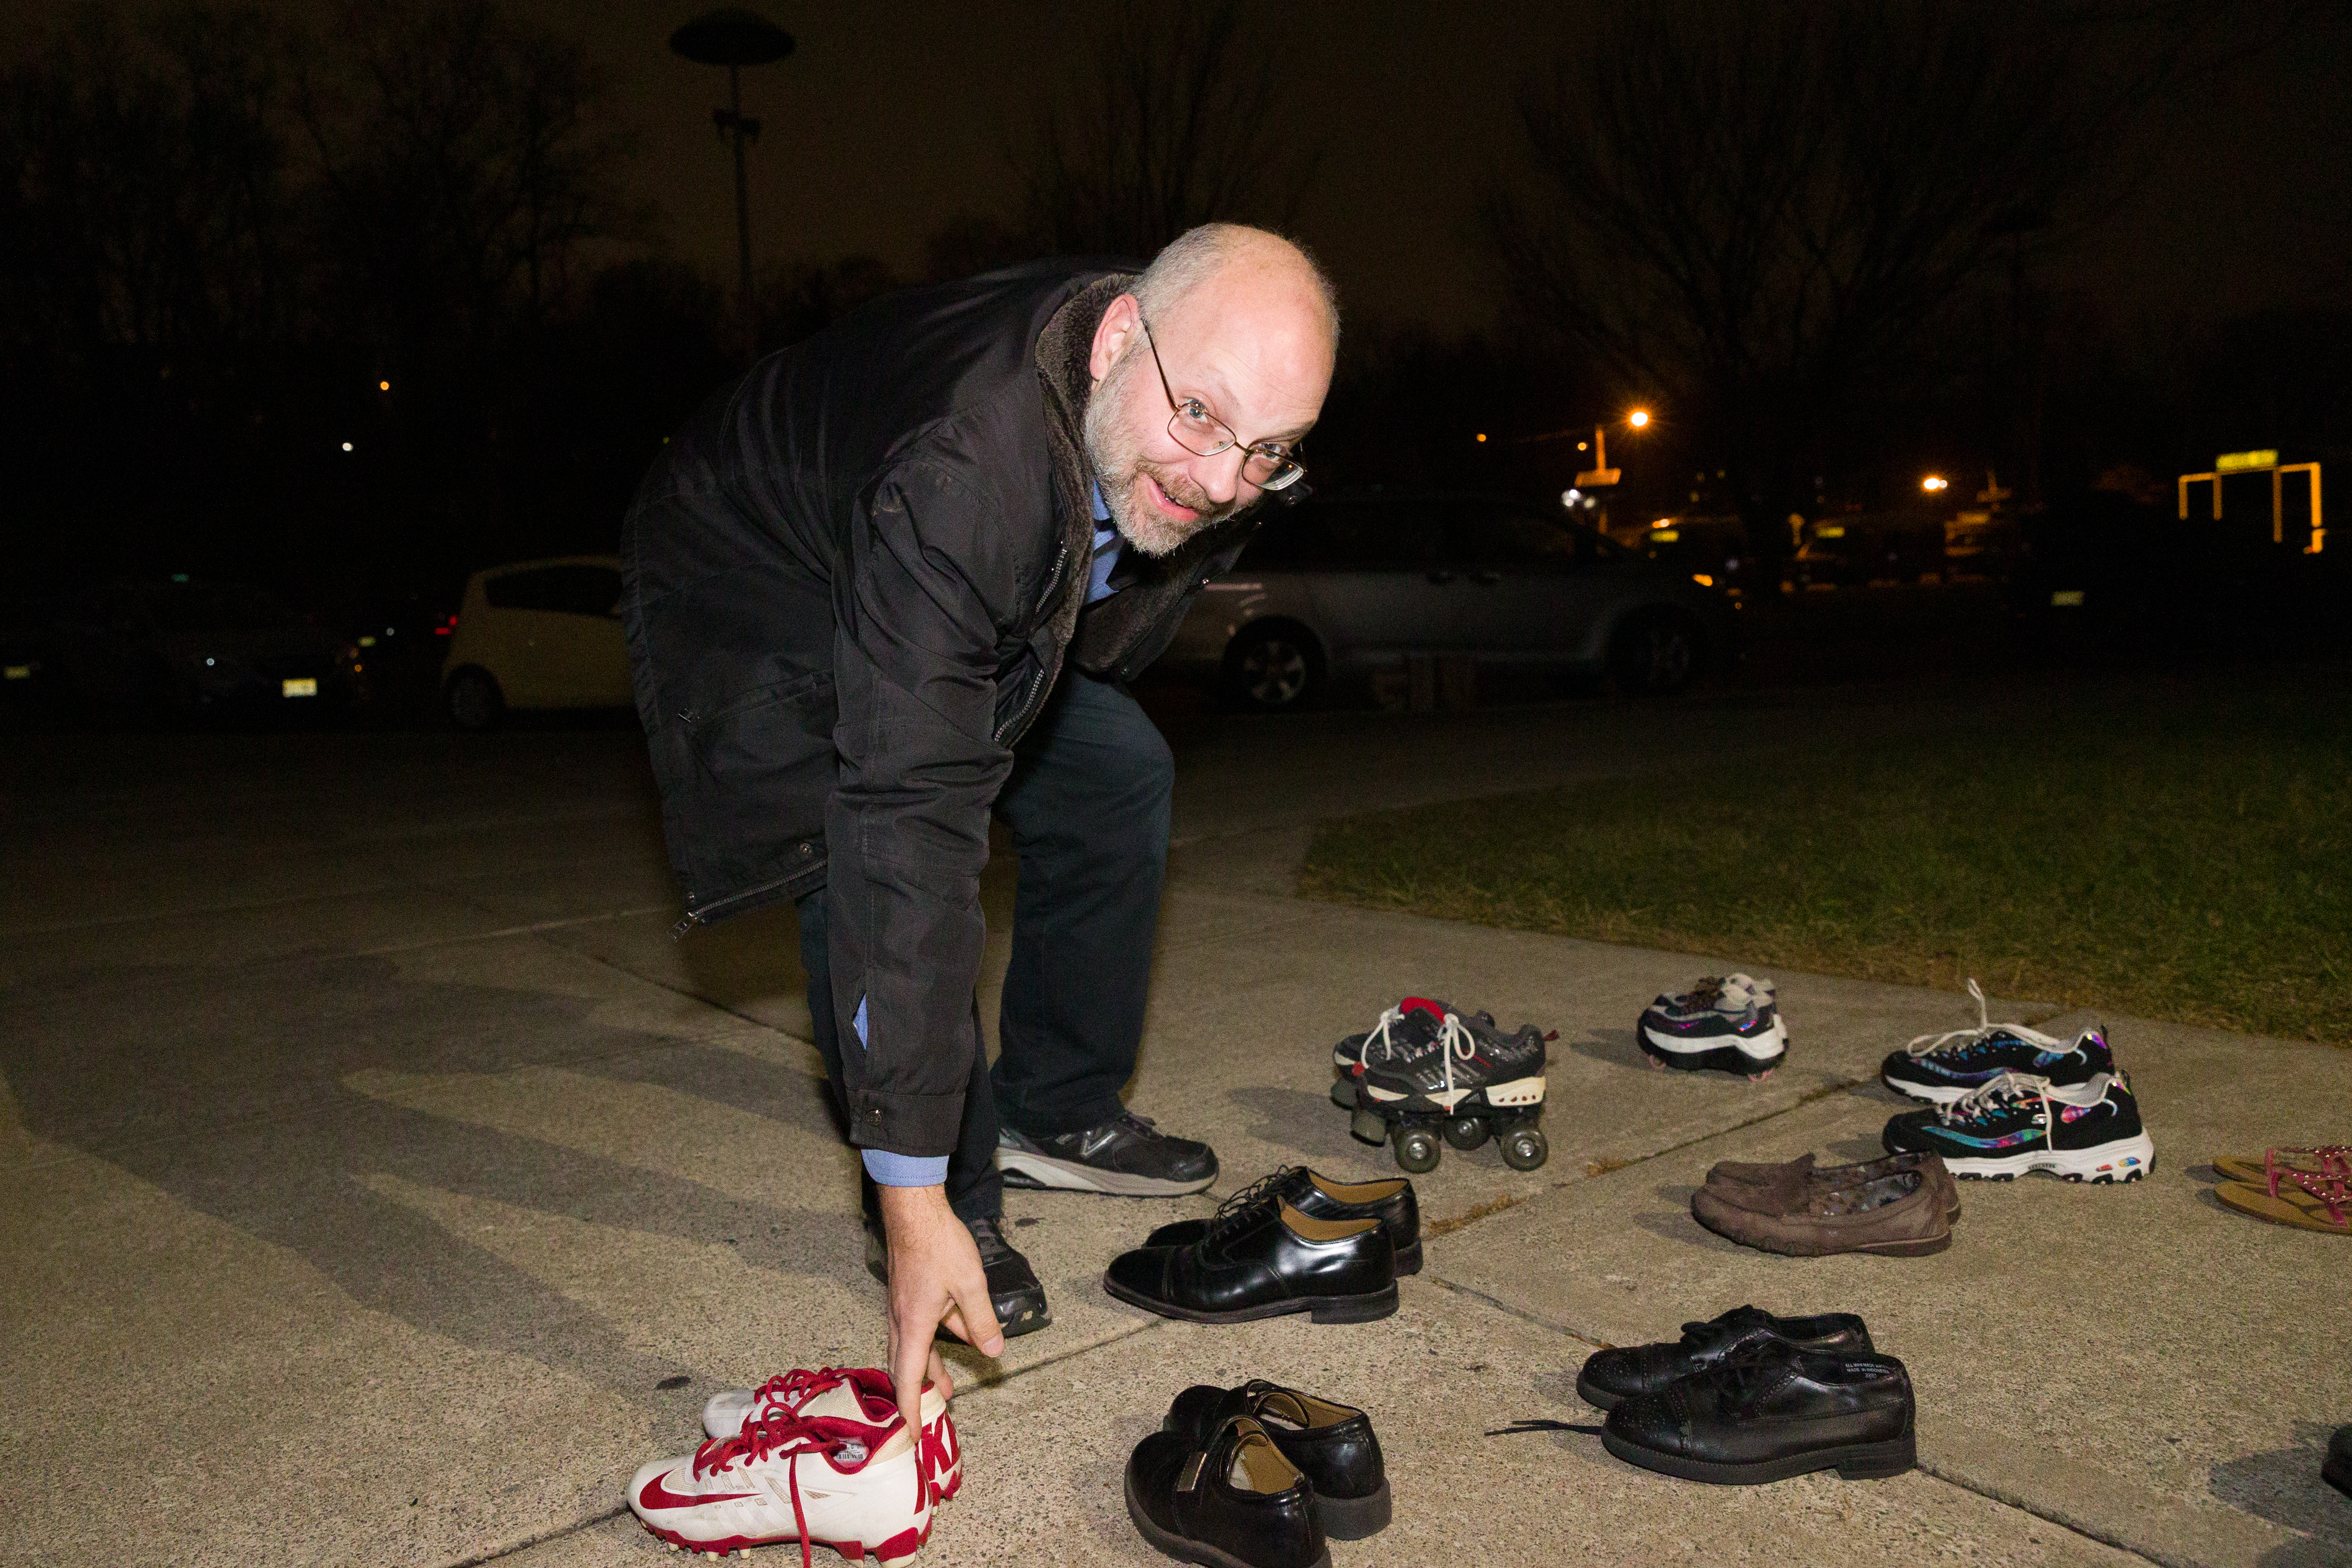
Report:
1165,1381,1389,1539
2325,1423,2351,1500
1146,1168,1423,1276
1601,1340,1916,1485
997,1110,1218,1195
1575,1305,1872,1409
1126,1415,1330,1568
1104,1202,1396,1325
866,1214,1051,1338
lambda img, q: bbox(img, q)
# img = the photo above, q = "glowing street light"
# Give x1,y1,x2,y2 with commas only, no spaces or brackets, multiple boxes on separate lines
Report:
1628,409,1651,428
1921,474,1949,492
378,380,391,391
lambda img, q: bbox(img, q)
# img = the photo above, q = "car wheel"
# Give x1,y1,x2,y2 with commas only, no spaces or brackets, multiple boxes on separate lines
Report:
1221,622,1322,711
445,666,506,731
1609,611,1700,696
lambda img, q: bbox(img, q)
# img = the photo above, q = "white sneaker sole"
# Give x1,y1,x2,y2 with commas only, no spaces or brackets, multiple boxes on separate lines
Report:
993,1148,1217,1196
1940,1133,2154,1183
1642,1019,1787,1060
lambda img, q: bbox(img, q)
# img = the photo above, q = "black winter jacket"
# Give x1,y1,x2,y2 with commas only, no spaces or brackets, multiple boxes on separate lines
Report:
621,260,1259,1158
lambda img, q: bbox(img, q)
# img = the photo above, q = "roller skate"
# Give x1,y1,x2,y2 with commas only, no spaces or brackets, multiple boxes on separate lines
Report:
1333,997,1552,1174
1637,973,1787,1078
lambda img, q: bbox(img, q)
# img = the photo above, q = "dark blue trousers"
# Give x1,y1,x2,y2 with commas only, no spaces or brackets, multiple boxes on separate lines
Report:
797,670,1174,1222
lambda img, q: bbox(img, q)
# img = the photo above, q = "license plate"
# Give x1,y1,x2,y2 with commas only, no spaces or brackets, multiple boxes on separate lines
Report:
282,677,318,697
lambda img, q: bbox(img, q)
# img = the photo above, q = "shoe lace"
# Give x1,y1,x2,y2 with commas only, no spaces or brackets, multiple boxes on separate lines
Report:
1202,1167,1302,1242
1904,977,2064,1058
1342,1002,1434,1070
696,1410,925,1568
1936,1070,2052,1127
749,1366,853,1419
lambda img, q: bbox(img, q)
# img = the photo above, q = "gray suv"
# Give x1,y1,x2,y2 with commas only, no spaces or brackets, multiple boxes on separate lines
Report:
1160,491,1734,709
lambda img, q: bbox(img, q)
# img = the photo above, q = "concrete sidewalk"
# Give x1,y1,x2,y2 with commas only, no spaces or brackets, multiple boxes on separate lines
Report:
2,712,2346,1568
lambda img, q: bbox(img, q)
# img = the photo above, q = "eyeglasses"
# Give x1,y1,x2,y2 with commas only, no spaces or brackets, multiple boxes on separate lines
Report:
1139,318,1307,491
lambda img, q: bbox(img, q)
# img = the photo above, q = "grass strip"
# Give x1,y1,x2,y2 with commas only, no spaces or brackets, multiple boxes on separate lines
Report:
1299,674,2352,1044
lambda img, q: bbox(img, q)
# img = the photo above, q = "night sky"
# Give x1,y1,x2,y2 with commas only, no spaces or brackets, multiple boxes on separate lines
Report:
7,1,2347,339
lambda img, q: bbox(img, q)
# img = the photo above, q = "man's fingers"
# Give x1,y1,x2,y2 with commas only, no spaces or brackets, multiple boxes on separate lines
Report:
926,1344,954,1404
951,1277,1005,1357
890,1313,929,1438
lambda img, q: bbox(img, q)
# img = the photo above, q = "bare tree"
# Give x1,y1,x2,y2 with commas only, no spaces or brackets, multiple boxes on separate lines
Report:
1021,0,1319,257
1492,0,2254,533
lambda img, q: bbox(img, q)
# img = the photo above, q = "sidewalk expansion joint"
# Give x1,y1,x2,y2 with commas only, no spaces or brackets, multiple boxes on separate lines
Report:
441,1503,627,1568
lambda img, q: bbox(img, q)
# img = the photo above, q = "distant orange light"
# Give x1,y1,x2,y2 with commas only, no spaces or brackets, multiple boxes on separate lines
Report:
1922,475,1949,492
1475,433,1487,443
1628,409,1651,428
378,380,391,391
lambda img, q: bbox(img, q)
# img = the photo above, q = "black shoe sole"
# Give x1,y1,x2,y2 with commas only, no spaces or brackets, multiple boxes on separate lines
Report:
1124,1467,1332,1568
1102,1274,1400,1326
1600,1425,1915,1485
2325,1452,2352,1500
1316,1480,1391,1540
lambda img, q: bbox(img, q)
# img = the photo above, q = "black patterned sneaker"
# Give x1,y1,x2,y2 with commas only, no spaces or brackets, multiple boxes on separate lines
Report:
1882,1069,2154,1183
996,1110,1218,1196
1350,1001,1548,1118
1881,979,2115,1104
1638,974,1787,1077
1576,1305,1873,1410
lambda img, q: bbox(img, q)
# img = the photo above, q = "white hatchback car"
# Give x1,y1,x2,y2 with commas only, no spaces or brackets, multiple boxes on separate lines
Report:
440,555,632,729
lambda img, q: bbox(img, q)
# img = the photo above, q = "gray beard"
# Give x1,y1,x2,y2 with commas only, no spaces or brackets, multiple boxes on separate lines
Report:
1082,349,1239,557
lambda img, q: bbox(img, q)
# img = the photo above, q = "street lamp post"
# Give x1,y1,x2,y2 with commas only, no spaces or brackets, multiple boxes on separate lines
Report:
669,8,796,360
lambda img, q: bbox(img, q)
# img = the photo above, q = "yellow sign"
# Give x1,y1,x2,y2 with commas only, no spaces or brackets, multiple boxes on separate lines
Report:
2216,449,2278,473
282,678,318,698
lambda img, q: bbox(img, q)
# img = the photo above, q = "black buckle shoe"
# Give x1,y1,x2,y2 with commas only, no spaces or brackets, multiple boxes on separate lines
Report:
1601,1340,1916,1485
997,1109,1218,1196
1104,1200,1397,1325
866,1213,1052,1339
1126,1415,1330,1568
1145,1168,1423,1276
1575,1305,1872,1409
1165,1380,1390,1539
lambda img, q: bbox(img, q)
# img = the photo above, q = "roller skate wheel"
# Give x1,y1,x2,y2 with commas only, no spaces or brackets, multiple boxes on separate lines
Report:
1442,1115,1491,1151
1331,1077,1358,1110
1500,1125,1549,1171
1350,1105,1390,1145
1393,1125,1442,1174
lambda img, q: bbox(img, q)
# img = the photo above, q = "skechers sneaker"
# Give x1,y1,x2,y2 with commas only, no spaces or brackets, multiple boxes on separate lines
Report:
702,1367,960,1505
1638,974,1788,1077
1881,979,2114,1104
1351,999,1548,1117
1332,998,1448,1075
629,1406,933,1565
1881,1069,2154,1183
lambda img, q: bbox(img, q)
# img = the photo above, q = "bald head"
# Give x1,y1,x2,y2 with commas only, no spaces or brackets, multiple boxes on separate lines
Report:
1083,224,1340,556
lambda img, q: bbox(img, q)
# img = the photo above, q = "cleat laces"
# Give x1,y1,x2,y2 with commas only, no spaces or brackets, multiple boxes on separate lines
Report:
691,1407,924,1568
1905,978,2065,1059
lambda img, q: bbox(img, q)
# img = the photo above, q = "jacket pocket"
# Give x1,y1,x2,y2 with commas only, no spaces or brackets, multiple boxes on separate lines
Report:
676,669,838,922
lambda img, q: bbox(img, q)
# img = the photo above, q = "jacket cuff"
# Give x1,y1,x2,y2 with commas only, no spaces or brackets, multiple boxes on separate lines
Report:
862,1150,951,1186
845,1087,968,1158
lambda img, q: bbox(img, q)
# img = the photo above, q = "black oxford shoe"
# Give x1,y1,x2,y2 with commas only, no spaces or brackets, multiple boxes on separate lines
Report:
1104,1202,1397,1324
1601,1339,1916,1485
1127,1415,1330,1568
1146,1168,1423,1276
1164,1381,1390,1539
1576,1305,1872,1409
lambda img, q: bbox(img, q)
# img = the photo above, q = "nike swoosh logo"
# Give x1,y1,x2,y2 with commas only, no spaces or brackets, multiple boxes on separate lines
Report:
639,1472,755,1511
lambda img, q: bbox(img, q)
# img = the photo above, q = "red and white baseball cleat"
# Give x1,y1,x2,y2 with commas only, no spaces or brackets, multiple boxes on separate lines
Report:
702,1368,960,1504
629,1406,933,1566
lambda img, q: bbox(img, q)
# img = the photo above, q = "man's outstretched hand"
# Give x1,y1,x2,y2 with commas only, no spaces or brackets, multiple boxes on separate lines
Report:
876,1184,1004,1438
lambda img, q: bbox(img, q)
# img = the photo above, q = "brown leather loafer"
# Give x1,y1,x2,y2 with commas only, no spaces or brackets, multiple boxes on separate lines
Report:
1692,1164,1953,1256
1705,1152,1960,1224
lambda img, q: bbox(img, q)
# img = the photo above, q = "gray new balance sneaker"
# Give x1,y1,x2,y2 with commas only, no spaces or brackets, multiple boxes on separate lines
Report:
996,1110,1218,1196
